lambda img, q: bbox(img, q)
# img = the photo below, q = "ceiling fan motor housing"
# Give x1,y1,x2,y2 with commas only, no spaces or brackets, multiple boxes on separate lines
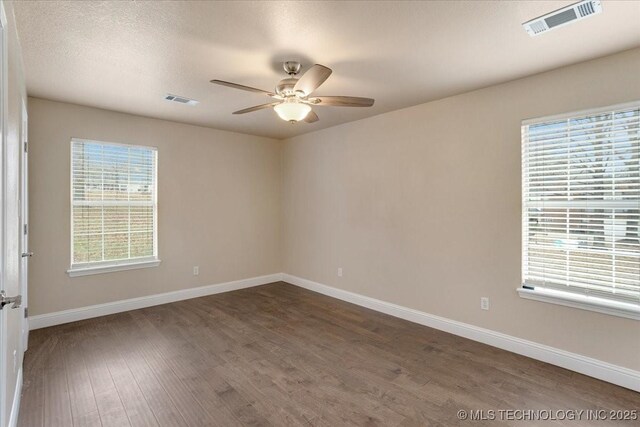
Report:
276,77,300,97
277,61,305,97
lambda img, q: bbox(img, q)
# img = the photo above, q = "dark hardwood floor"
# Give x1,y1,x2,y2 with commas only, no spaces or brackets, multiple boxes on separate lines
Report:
19,282,639,426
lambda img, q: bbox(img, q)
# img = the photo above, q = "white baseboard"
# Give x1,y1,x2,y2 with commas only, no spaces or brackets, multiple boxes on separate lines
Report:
282,274,640,392
29,273,283,330
8,367,22,427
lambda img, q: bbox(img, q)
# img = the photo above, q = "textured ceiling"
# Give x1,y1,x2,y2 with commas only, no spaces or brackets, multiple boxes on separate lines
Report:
12,1,640,139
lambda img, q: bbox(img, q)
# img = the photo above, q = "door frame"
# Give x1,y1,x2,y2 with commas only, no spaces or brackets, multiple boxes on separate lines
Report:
18,98,27,353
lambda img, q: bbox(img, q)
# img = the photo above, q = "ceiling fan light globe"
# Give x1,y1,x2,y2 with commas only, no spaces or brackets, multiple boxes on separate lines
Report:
274,102,311,122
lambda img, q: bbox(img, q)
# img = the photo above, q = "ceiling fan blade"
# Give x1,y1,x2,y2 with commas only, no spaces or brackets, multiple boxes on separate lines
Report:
311,96,374,107
233,102,280,115
304,110,319,123
293,64,332,96
211,80,275,96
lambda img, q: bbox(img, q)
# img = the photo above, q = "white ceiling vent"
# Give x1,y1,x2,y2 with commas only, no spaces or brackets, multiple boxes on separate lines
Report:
164,94,199,106
523,0,602,37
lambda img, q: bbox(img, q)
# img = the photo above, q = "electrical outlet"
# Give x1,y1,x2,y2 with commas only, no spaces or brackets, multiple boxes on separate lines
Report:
481,297,489,311
193,266,199,276
337,267,343,277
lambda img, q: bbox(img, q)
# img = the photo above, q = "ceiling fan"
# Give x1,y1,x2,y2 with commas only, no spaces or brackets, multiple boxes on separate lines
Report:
211,61,375,124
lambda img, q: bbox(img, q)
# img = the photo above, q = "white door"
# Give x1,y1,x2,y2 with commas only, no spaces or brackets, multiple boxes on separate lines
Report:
19,99,28,351
0,3,24,426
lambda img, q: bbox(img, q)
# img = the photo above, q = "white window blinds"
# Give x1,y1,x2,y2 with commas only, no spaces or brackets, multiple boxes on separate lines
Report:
71,139,158,268
522,103,640,305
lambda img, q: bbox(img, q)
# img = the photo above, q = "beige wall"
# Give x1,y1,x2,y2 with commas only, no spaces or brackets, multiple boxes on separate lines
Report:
28,97,282,316
282,48,640,371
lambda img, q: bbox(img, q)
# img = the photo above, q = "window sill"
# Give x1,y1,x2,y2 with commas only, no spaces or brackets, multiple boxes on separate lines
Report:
517,287,640,321
67,259,161,277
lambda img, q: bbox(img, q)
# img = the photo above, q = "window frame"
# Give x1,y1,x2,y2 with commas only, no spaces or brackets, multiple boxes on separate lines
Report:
519,101,640,320
67,138,160,277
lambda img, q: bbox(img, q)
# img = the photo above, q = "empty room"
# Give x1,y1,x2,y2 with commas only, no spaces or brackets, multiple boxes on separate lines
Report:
0,0,638,426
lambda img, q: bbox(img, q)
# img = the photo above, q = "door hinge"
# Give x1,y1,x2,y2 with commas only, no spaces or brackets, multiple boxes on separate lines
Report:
24,141,28,153
24,307,28,318
23,223,27,235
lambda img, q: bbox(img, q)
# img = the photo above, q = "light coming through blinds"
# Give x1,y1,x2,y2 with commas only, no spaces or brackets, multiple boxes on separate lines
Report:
522,103,640,305
71,139,158,268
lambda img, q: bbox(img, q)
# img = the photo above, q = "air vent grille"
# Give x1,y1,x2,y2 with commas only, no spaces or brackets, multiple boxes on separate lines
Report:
522,0,602,37
544,9,577,29
164,94,199,106
577,1,595,17
529,21,547,35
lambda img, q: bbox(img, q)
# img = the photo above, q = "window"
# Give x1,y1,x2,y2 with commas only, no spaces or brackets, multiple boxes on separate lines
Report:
69,139,159,276
520,102,640,319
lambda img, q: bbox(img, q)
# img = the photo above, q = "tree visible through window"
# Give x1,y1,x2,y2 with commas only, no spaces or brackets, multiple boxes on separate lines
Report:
71,139,157,268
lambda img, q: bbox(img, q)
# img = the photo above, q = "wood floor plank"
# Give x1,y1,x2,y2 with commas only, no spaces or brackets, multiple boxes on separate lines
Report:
103,345,160,427
74,410,103,427
94,388,132,427
113,324,190,427
169,303,318,426
17,366,45,427
19,282,640,427
127,309,247,427
98,311,189,427
63,325,99,421
123,310,224,426
42,335,73,427
80,317,132,427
